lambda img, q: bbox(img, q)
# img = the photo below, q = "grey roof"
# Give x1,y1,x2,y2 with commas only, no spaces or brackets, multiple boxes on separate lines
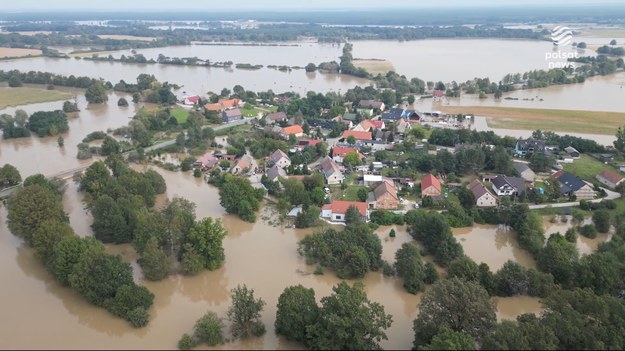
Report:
564,146,579,154
268,149,290,164
516,139,545,152
223,108,242,118
267,164,287,181
513,162,531,173
343,113,358,121
381,108,405,121
358,100,384,109
266,111,287,121
557,172,587,193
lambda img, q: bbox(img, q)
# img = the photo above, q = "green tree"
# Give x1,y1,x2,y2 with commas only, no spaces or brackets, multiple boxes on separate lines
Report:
346,135,356,145
481,320,529,350
423,262,439,284
494,260,530,296
413,278,496,347
117,97,129,106
455,187,476,211
69,252,134,306
345,205,363,225
307,282,393,350
91,195,130,244
57,135,64,147
104,284,154,326
422,328,476,350
193,311,225,346
8,75,23,87
0,163,22,188
357,187,369,202
592,209,611,233
100,135,121,156
275,285,319,343
138,236,171,281
343,151,361,169
177,334,196,350
447,256,480,283
218,174,262,222
529,152,554,173
85,81,109,104
613,126,625,152
7,184,68,243
537,234,579,288
227,285,266,339
394,243,425,294
31,219,74,268
305,63,317,72
180,243,205,275
27,110,69,136
185,217,228,270
492,146,513,174
51,236,104,286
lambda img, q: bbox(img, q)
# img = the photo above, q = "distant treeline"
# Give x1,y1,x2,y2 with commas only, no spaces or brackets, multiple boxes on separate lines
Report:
1,22,545,45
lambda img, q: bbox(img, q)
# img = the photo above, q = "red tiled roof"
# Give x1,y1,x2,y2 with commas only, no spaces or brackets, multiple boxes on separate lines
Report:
552,170,565,179
282,125,304,135
433,89,445,97
219,98,241,108
598,170,624,184
298,139,322,147
330,200,367,217
342,130,372,140
204,103,222,111
370,120,384,129
421,173,441,192
332,146,359,158
185,95,200,103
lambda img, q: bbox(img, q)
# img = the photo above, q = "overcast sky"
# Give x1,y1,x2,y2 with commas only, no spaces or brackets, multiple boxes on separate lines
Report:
4,0,622,11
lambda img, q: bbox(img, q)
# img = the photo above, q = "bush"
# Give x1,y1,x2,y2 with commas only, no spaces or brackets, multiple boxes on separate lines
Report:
177,334,196,350
579,224,598,239
118,97,129,106
193,311,224,346
389,229,396,237
564,228,578,243
382,261,396,276
126,307,150,328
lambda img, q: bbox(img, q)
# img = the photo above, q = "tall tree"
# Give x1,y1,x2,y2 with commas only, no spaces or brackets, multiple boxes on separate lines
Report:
615,126,625,153
185,217,228,271
192,311,225,346
275,285,319,344
307,282,393,350
227,285,266,339
0,163,21,188
7,184,68,243
85,81,109,104
138,236,171,281
413,278,496,347
394,243,426,294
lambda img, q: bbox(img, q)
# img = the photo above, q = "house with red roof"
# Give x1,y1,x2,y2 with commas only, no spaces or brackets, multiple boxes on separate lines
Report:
183,95,201,106
321,200,368,223
596,170,625,189
331,146,363,164
342,130,372,141
353,120,373,132
421,173,442,197
280,125,304,139
369,120,385,129
193,152,218,171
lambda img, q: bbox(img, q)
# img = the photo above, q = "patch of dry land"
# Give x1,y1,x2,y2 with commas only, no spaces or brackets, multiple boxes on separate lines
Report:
97,35,157,41
0,47,42,59
0,31,52,36
0,87,72,109
440,106,625,135
579,27,625,38
353,59,396,75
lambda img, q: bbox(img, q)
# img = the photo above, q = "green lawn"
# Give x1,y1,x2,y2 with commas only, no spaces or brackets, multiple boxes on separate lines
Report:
562,154,617,183
171,108,189,124
333,185,368,201
241,105,279,118
0,87,72,109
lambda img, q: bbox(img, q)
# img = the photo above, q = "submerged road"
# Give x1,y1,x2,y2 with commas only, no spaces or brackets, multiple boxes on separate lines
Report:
0,119,250,199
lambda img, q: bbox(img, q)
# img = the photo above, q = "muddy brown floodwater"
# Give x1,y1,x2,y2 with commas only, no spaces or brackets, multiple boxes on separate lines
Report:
0,167,547,349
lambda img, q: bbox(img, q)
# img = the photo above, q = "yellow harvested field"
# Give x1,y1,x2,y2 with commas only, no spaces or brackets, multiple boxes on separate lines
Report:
0,47,42,58
0,87,73,109
439,106,625,135
353,59,396,75
97,35,157,41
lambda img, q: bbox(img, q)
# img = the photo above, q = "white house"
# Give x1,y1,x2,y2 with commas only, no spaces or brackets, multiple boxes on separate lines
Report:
468,180,498,207
267,149,291,168
321,200,368,223
318,156,345,185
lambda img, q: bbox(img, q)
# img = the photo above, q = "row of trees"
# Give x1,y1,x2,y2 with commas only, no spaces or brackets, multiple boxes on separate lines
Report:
6,174,154,327
76,158,228,279
0,109,69,138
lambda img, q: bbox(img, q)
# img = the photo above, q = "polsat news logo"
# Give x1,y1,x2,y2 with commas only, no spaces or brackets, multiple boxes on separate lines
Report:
551,25,573,46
